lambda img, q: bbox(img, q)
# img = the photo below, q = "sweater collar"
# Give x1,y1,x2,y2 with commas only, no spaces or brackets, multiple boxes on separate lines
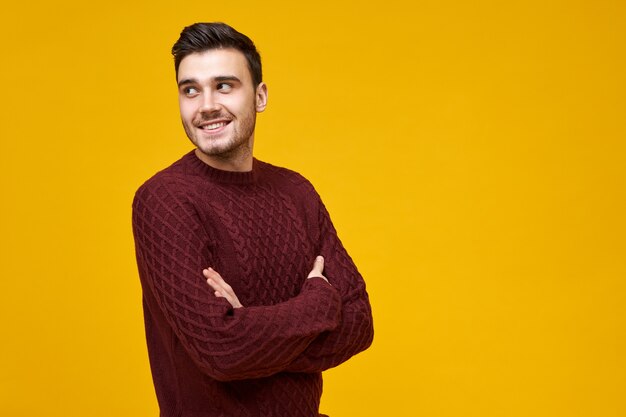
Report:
185,150,260,185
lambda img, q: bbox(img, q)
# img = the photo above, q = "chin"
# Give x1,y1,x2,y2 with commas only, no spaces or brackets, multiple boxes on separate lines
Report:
198,141,241,158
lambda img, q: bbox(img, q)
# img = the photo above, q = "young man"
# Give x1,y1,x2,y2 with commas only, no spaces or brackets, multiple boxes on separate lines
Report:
132,22,373,417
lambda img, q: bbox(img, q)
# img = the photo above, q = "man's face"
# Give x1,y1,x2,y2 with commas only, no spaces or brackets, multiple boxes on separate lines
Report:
177,48,267,162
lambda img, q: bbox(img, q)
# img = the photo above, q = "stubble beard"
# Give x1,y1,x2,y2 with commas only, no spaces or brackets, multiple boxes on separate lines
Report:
184,108,257,161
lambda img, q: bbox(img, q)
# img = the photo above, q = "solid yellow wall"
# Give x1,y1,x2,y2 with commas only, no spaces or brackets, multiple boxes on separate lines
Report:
1,1,625,416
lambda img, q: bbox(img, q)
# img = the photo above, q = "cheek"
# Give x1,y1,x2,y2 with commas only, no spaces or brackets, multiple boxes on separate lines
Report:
225,95,255,114
179,100,196,120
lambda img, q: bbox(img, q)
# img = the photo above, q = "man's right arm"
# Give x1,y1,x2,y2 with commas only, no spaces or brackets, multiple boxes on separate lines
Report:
132,178,341,381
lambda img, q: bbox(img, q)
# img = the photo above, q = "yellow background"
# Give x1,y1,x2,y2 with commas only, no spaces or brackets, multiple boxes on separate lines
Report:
1,1,625,416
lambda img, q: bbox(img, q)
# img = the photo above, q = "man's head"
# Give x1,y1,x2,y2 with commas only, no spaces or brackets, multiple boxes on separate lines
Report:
172,23,268,171
172,22,262,87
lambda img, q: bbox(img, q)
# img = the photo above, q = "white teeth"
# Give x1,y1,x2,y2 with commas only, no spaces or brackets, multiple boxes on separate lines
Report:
202,122,227,130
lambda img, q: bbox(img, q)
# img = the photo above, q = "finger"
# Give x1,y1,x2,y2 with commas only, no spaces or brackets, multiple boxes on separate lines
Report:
311,256,324,273
314,255,324,271
203,267,223,282
307,256,327,280
204,269,243,308
204,268,228,290
206,278,222,292
208,278,234,301
211,271,235,294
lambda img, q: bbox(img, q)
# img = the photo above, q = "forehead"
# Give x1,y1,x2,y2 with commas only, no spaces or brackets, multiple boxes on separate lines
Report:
177,48,252,84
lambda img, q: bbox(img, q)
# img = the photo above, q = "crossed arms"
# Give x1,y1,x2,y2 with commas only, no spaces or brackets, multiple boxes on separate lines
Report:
204,255,328,309
132,178,373,381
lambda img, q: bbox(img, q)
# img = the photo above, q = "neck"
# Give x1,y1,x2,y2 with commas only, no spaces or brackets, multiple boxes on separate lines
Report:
194,137,255,172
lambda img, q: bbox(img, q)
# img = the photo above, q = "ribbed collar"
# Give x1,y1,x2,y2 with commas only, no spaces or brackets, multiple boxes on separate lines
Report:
184,150,260,185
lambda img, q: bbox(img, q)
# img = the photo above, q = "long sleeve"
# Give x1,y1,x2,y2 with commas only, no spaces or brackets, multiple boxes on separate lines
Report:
132,176,342,382
286,194,374,373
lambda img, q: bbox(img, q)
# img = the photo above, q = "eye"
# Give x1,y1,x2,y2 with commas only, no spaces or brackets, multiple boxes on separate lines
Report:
217,83,233,93
183,86,199,97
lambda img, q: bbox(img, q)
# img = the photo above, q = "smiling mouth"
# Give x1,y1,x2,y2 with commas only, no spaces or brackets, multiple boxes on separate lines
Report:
198,120,231,131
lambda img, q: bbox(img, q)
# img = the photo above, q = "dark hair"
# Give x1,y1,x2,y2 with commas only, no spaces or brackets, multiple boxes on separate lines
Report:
172,22,262,86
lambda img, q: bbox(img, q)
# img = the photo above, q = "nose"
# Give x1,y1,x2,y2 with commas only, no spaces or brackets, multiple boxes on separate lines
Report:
199,91,220,113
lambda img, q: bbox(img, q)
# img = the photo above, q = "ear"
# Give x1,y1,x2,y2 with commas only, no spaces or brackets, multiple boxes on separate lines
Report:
255,82,268,112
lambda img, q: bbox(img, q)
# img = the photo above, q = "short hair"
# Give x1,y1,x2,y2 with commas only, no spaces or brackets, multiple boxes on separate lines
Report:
172,22,263,87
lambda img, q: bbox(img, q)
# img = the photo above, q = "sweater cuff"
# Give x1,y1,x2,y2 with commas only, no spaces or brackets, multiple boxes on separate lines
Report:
301,277,342,326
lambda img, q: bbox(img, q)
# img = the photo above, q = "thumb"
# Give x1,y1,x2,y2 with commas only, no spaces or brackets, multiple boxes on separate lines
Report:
307,255,325,279
313,255,324,272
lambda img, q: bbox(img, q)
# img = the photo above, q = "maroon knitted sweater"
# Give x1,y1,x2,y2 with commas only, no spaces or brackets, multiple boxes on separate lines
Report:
132,151,374,417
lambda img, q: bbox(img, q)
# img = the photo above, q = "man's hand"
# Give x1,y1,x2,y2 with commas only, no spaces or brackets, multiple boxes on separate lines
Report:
307,256,329,283
204,256,329,308
203,267,243,309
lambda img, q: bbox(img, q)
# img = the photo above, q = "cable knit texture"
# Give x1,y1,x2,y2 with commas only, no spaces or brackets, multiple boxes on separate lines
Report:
132,151,374,417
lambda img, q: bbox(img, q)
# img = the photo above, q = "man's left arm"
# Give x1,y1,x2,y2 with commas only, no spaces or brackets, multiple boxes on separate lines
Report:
208,187,374,373
284,196,374,373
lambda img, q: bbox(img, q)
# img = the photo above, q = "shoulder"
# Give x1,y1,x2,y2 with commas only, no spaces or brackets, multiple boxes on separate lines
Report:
257,160,319,196
133,152,199,208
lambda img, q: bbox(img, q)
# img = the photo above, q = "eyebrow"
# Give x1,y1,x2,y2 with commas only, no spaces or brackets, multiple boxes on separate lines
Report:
177,76,241,87
215,76,241,83
177,78,197,87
